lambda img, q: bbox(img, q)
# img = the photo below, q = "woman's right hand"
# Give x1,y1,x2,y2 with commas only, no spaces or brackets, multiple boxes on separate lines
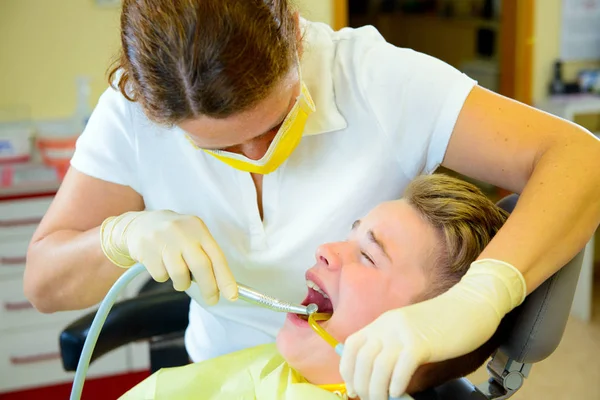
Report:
100,210,237,304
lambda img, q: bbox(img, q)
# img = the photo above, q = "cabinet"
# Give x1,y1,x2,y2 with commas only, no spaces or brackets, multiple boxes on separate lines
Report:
0,193,150,395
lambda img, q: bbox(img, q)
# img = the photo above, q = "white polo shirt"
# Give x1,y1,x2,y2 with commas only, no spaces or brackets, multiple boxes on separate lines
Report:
70,18,476,362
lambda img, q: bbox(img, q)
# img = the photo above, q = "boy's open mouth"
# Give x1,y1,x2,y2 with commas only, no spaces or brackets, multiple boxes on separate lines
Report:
299,279,333,321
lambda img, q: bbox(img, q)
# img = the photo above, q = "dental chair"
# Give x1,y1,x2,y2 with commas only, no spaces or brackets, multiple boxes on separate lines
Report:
58,194,586,399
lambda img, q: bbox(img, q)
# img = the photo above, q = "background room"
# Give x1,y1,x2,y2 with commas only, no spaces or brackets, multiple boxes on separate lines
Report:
0,1,598,399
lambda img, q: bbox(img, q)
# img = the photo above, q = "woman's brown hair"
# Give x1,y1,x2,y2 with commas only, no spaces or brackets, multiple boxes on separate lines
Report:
108,0,299,126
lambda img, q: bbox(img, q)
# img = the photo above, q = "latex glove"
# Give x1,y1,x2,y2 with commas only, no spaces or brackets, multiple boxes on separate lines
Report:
100,210,237,304
339,259,527,400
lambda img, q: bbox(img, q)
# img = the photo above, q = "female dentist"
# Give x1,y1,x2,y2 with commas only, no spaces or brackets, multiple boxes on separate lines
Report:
24,1,600,399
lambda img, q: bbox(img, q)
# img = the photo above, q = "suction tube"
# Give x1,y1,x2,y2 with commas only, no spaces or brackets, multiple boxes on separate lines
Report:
70,263,147,400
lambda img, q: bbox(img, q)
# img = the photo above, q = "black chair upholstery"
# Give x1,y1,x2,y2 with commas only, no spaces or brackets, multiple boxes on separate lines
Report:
60,281,190,372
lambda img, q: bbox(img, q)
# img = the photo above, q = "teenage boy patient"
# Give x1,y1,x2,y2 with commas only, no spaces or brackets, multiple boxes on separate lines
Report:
121,174,512,400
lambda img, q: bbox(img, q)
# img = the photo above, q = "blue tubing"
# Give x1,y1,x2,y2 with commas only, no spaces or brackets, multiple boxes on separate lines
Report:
70,263,147,400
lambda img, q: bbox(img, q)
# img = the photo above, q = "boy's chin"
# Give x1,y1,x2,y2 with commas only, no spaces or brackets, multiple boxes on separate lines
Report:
275,328,293,359
275,327,312,366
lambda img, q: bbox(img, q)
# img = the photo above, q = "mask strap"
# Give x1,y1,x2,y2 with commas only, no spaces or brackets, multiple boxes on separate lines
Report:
296,52,303,83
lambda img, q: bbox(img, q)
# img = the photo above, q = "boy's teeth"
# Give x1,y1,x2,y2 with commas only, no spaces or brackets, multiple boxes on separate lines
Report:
306,279,330,299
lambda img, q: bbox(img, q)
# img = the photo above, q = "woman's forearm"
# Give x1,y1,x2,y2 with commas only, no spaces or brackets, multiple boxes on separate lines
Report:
24,226,125,313
479,130,600,293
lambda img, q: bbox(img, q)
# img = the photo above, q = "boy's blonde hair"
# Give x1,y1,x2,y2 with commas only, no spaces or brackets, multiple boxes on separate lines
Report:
403,173,509,302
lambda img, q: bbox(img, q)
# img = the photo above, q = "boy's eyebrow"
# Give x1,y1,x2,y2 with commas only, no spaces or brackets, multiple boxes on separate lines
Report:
351,220,392,261
368,230,391,261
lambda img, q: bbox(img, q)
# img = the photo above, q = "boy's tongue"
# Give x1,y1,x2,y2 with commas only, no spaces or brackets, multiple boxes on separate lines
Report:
302,288,333,314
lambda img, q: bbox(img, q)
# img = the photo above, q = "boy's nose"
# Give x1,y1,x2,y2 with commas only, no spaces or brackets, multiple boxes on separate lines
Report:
315,242,350,271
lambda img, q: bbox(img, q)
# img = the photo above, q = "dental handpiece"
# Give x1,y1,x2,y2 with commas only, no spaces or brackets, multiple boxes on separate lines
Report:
237,283,318,316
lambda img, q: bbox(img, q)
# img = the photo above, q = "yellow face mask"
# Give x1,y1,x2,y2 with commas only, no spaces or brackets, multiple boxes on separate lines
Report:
199,71,316,175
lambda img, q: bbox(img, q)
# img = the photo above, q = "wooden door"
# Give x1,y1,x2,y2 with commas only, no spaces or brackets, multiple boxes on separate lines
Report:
499,0,535,105
333,0,348,30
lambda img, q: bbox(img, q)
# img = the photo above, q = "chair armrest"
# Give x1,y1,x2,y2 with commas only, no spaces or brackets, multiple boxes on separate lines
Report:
59,290,190,371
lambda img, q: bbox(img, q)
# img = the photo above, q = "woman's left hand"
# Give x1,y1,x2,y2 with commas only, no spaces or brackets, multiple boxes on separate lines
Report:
338,259,527,400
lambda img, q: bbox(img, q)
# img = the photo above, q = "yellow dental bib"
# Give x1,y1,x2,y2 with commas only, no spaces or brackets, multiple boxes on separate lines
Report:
119,343,346,400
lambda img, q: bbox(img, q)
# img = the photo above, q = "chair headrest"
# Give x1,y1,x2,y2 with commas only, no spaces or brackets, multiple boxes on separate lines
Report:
495,194,585,363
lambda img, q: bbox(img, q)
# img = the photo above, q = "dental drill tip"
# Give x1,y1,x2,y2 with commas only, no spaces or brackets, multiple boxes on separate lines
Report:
307,303,318,315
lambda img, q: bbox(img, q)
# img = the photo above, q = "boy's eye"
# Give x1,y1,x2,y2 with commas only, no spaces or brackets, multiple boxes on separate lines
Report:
361,251,375,265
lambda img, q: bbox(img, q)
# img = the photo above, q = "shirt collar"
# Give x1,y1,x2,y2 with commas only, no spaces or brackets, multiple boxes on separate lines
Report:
299,18,348,136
